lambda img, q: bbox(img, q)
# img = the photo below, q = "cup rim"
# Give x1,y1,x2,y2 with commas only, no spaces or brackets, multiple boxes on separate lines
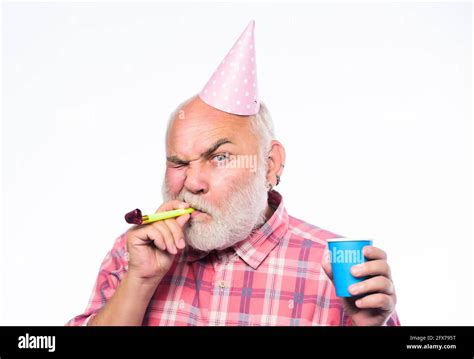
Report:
327,237,373,243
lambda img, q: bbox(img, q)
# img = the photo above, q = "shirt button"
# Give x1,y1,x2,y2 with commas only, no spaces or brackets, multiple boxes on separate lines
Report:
218,280,226,289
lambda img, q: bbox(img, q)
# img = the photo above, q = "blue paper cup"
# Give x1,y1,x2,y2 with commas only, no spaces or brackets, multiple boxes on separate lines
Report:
327,238,373,297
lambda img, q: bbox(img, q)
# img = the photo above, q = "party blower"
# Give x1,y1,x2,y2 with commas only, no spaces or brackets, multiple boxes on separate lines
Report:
125,208,195,225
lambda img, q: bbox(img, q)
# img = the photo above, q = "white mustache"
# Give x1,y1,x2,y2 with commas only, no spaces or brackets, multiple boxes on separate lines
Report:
177,191,216,217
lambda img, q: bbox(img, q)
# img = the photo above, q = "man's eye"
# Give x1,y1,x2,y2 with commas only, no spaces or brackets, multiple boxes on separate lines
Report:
168,163,186,169
211,153,230,163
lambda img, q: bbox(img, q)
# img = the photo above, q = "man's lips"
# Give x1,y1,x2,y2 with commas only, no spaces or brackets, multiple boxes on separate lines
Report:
190,208,209,219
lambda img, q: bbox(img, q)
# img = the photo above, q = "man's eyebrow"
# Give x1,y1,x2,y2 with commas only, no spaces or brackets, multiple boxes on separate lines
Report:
166,155,190,166
166,138,233,165
200,138,233,159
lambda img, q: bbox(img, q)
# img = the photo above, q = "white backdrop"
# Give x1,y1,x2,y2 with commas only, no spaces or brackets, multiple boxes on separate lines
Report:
1,2,472,325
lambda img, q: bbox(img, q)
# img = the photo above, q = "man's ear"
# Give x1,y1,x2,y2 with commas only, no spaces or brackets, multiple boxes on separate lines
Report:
266,140,286,187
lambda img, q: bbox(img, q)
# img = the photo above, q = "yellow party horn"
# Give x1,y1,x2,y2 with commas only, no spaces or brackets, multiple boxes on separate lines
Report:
125,207,194,225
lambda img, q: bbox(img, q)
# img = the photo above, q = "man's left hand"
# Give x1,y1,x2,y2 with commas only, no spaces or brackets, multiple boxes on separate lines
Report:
322,245,397,326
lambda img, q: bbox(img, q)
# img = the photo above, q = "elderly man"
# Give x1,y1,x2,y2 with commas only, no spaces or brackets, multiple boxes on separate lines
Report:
67,21,399,326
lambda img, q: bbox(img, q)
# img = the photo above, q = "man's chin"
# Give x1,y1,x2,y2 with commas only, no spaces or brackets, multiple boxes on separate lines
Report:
184,225,242,253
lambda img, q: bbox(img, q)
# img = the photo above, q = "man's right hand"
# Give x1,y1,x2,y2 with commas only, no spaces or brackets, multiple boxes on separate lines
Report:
125,200,191,285
88,200,191,326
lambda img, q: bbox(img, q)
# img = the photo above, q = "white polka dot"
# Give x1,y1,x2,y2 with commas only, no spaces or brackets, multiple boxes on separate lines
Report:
250,57,254,62
252,82,256,87
246,104,250,109
245,91,249,96
212,91,217,96
221,83,227,88
249,45,253,49
234,87,239,92
221,71,225,75
212,80,216,84
231,74,236,79
251,70,255,75
236,100,240,105
242,66,246,71
224,95,228,101
244,79,248,84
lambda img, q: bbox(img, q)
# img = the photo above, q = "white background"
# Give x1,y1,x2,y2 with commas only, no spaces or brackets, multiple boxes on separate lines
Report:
1,2,472,325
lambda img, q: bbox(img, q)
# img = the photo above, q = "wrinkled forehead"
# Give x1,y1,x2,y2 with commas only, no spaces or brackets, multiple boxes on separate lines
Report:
166,98,257,157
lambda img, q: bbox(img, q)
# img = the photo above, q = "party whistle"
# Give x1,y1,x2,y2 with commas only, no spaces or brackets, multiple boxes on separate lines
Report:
125,208,195,225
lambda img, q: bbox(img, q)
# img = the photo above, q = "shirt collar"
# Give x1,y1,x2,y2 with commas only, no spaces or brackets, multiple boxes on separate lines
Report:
184,190,289,270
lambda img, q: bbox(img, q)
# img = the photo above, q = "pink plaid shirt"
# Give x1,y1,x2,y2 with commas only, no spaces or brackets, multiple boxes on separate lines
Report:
67,191,400,326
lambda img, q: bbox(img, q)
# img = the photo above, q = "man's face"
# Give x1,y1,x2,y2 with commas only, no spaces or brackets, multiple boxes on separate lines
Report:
162,96,269,252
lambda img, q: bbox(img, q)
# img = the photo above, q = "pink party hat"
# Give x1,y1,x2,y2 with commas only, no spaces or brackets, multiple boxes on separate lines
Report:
199,20,259,116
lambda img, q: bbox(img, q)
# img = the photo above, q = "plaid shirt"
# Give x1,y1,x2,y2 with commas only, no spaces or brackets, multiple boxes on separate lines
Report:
66,191,400,326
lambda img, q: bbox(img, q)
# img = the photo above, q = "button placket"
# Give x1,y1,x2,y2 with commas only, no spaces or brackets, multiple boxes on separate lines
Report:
214,253,231,292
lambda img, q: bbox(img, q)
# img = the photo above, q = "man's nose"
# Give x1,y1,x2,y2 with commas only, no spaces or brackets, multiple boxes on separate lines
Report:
184,164,209,195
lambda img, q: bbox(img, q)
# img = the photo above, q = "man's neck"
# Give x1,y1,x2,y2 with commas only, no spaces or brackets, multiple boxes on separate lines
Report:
263,203,276,223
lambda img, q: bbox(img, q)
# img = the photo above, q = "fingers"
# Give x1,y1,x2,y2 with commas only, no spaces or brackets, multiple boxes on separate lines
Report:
128,198,192,256
354,293,395,312
161,200,190,229
351,259,391,279
145,225,167,251
154,221,178,255
131,219,185,255
156,200,189,213
155,200,190,249
175,213,190,227
363,246,387,260
132,225,167,251
163,218,186,250
349,276,394,296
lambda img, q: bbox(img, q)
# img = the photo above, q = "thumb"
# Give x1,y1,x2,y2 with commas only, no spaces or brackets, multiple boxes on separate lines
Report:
321,250,333,280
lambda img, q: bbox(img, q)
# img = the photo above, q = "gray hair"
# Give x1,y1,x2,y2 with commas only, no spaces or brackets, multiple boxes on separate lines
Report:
166,95,275,160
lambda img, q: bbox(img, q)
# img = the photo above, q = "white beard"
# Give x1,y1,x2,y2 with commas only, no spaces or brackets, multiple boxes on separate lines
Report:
162,163,269,252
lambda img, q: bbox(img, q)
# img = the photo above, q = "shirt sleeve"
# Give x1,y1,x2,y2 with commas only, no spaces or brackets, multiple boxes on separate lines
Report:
65,233,129,326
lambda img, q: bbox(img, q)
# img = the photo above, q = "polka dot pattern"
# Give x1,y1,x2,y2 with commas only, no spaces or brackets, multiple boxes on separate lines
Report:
199,20,260,116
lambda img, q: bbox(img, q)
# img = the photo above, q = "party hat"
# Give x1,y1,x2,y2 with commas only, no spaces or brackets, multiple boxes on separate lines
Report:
199,20,259,116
